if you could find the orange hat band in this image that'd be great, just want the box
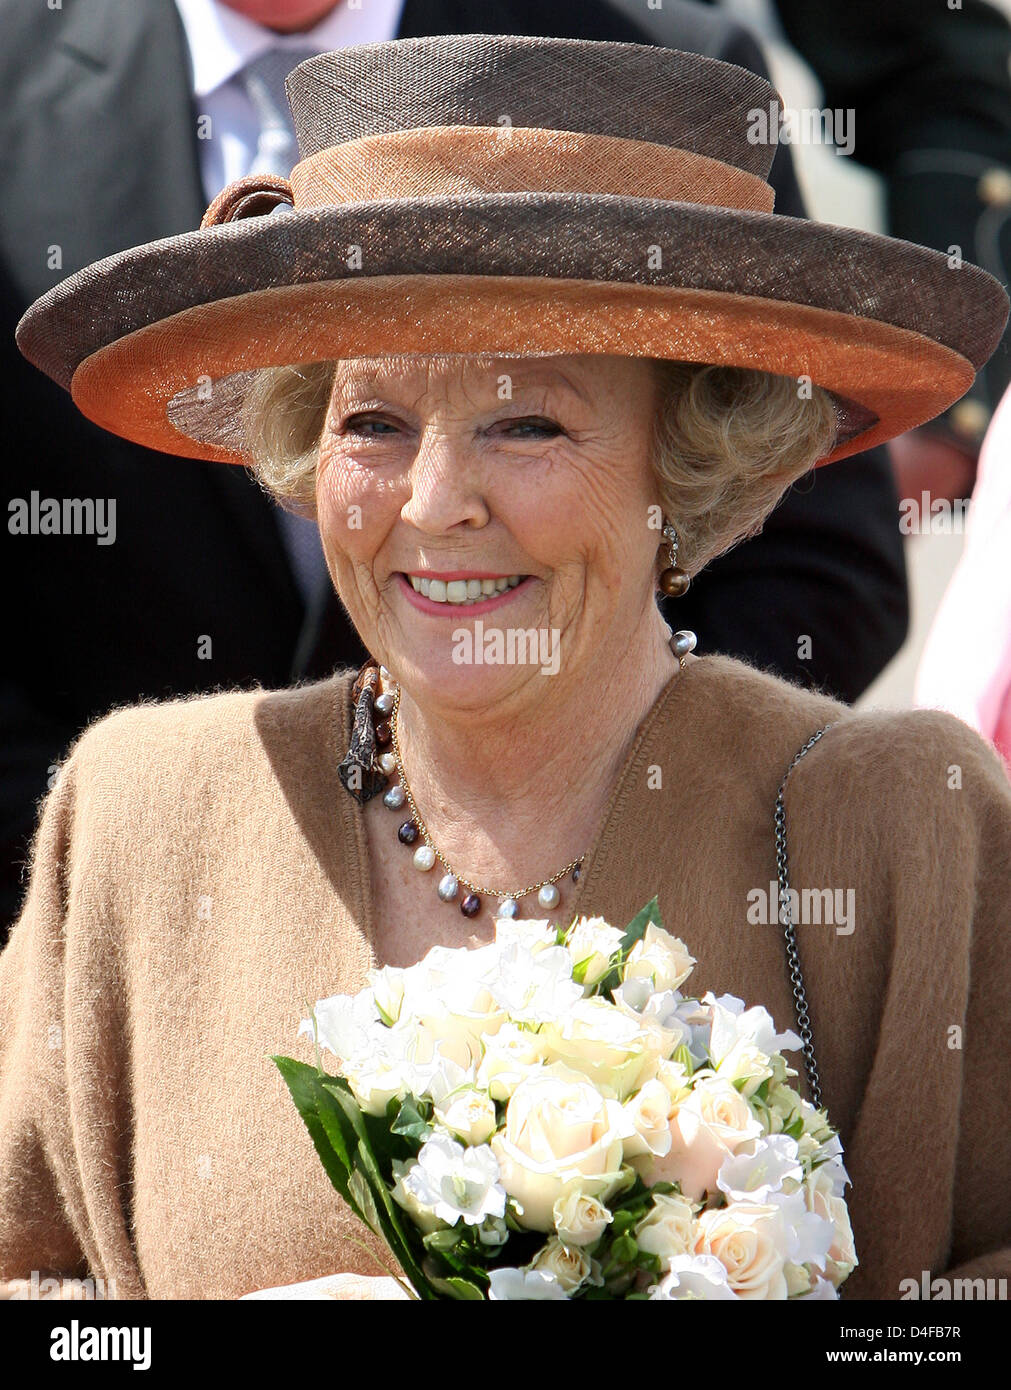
[287,125,776,212]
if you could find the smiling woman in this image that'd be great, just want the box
[3,33,1010,1306]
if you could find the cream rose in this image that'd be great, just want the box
[636,1076,763,1201]
[622,924,696,993]
[490,1066,630,1231]
[552,1189,613,1247]
[433,1086,499,1147]
[634,1193,696,1270]
[540,997,660,1100]
[804,1169,858,1286]
[622,1079,676,1159]
[476,1022,548,1102]
[528,1237,599,1293]
[693,1204,790,1300]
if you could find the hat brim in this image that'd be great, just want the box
[16,192,1008,466]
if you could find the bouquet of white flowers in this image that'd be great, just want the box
[274,899,856,1300]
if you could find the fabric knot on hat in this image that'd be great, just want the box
[200,174,295,229]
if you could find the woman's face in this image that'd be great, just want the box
[315,354,664,706]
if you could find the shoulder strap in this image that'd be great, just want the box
[774,723,835,1112]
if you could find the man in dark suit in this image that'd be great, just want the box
[0,0,909,939]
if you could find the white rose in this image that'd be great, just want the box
[804,1168,858,1286]
[476,1022,548,1102]
[693,1203,791,1300]
[634,1192,696,1269]
[528,1237,600,1293]
[622,1078,676,1159]
[540,996,660,1099]
[552,1189,613,1247]
[564,916,624,990]
[622,924,696,993]
[433,1086,499,1147]
[490,1066,630,1231]
[636,1076,763,1201]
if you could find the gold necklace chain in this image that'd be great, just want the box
[389,682,584,902]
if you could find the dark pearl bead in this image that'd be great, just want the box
[398,821,419,845]
[659,567,691,597]
[375,720,392,745]
[460,893,482,917]
[572,865,581,883]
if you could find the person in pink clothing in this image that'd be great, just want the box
[916,386,1011,776]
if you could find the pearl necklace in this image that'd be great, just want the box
[367,630,695,921]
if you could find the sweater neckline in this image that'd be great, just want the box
[334,654,702,952]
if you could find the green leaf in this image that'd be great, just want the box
[272,1056,364,1224]
[424,1273,486,1301]
[322,1081,437,1296]
[390,1094,434,1145]
[610,1232,638,1265]
[673,1044,695,1076]
[619,897,665,953]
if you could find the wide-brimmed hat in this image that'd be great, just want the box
[15,33,1009,468]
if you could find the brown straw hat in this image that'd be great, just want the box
[15,33,1009,468]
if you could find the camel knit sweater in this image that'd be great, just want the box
[1,654,1009,1301]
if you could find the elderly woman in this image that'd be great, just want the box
[2,35,1010,1303]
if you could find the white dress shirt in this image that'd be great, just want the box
[174,0,407,201]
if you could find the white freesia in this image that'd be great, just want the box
[797,1276,841,1300]
[622,1078,676,1158]
[552,1189,613,1247]
[433,1086,498,1147]
[564,916,624,990]
[634,1192,696,1269]
[301,987,379,1067]
[703,992,802,1067]
[393,1133,506,1228]
[623,924,696,993]
[540,996,660,1099]
[648,1254,739,1300]
[717,1135,804,1203]
[611,980,692,1054]
[486,941,583,1023]
[476,1021,548,1102]
[493,918,558,955]
[529,1236,601,1293]
[487,1268,569,1301]
[491,1065,631,1230]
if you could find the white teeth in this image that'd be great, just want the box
[406,573,526,603]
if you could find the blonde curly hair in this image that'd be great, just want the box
[241,356,837,576]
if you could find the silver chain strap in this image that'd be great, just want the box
[774,723,834,1112]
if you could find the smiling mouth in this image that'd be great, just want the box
[400,573,527,606]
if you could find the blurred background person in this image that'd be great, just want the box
[914,385,1011,776]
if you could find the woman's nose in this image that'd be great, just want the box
[400,427,490,533]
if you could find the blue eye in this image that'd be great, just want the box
[499,418,563,438]
[343,415,398,435]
